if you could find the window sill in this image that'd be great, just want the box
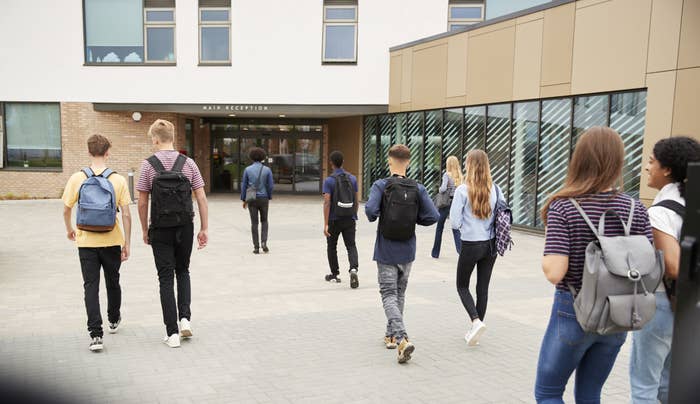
[322,61,357,66]
[83,63,177,67]
[1,167,63,173]
[198,62,232,66]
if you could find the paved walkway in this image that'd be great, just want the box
[0,196,631,403]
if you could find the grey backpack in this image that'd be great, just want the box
[568,198,664,335]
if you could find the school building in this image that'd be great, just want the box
[0,0,699,229]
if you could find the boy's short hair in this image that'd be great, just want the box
[249,147,266,162]
[329,150,344,168]
[388,144,410,161]
[87,134,112,157]
[148,119,175,143]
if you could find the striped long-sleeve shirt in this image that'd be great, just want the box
[543,192,653,292]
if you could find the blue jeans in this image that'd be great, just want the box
[431,206,461,258]
[630,292,673,404]
[535,290,627,404]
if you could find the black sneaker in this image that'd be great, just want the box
[325,274,341,283]
[108,318,121,334]
[262,243,269,253]
[253,248,260,254]
[89,337,103,352]
[349,269,359,289]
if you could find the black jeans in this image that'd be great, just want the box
[456,239,497,321]
[78,246,122,338]
[248,197,269,248]
[150,222,194,336]
[326,218,359,275]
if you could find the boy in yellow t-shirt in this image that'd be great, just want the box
[62,134,132,352]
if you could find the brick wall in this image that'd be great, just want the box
[0,102,185,198]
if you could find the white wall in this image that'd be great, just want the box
[0,0,448,105]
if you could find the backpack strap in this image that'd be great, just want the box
[598,198,634,236]
[82,167,95,178]
[147,155,166,173]
[256,163,264,187]
[171,154,187,173]
[100,168,114,178]
[652,200,685,217]
[569,198,600,237]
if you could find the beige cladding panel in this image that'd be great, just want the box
[672,67,700,138]
[513,19,544,100]
[540,83,571,98]
[640,71,677,200]
[411,44,448,110]
[389,54,402,112]
[678,0,700,69]
[446,34,468,98]
[466,26,516,105]
[401,49,413,104]
[571,0,652,94]
[646,0,683,73]
[540,2,575,86]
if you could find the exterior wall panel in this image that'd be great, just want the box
[466,27,516,104]
[540,2,575,87]
[512,19,544,100]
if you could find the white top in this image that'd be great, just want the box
[450,183,504,242]
[648,182,685,241]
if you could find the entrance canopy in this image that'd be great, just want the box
[93,103,387,118]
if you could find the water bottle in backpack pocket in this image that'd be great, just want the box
[567,198,664,335]
[76,168,118,232]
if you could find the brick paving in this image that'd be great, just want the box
[0,195,632,403]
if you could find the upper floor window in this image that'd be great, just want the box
[1,103,62,169]
[199,0,231,65]
[84,0,176,64]
[448,0,484,31]
[322,0,358,63]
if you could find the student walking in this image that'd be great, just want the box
[535,126,653,403]
[241,147,274,254]
[137,119,209,348]
[365,144,439,364]
[62,134,132,352]
[630,136,700,404]
[431,155,462,258]
[449,150,504,346]
[322,150,360,287]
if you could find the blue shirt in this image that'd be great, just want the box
[449,183,504,241]
[240,162,274,201]
[365,176,439,264]
[322,168,359,221]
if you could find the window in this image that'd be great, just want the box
[84,0,176,64]
[199,0,231,64]
[184,119,194,157]
[322,1,358,63]
[3,103,61,169]
[448,1,484,31]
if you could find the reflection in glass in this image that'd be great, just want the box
[407,112,424,182]
[362,116,378,198]
[5,103,62,168]
[536,98,572,227]
[464,106,486,161]
[424,111,443,195]
[509,102,539,227]
[146,27,175,61]
[610,91,647,199]
[294,139,321,193]
[394,113,407,146]
[324,25,356,60]
[378,115,395,179]
[486,104,511,200]
[85,0,143,63]
[573,94,608,149]
[212,137,239,191]
[201,26,230,61]
[443,108,462,169]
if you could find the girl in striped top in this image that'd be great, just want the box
[534,127,653,403]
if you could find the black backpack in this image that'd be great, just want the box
[331,172,356,217]
[652,199,685,310]
[379,176,419,241]
[147,154,194,228]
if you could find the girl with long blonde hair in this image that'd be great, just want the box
[430,156,463,258]
[449,150,504,346]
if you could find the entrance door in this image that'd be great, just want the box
[212,136,239,192]
[240,137,294,192]
[294,138,322,193]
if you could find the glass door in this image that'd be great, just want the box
[211,136,239,192]
[294,138,321,193]
[240,136,294,192]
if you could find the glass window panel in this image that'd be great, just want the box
[393,113,408,146]
[407,112,424,182]
[362,116,378,198]
[295,125,323,132]
[486,104,511,201]
[509,102,539,227]
[573,94,608,149]
[610,91,647,199]
[200,9,230,22]
[294,138,322,193]
[464,106,486,161]
[5,103,62,168]
[325,7,356,20]
[85,0,144,63]
[450,6,482,19]
[201,26,230,61]
[536,98,572,227]
[378,115,396,179]
[424,111,443,195]
[324,25,356,60]
[146,27,175,61]
[146,10,174,22]
[184,120,194,157]
[443,108,462,168]
[449,24,473,31]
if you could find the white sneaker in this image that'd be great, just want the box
[179,318,192,338]
[465,320,486,346]
[163,333,181,348]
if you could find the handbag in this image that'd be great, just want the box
[245,164,265,202]
[433,190,452,209]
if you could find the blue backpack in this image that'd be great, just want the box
[76,168,117,232]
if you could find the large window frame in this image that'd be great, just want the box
[198,7,232,65]
[448,3,484,31]
[144,7,176,63]
[322,4,359,63]
[1,102,62,171]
